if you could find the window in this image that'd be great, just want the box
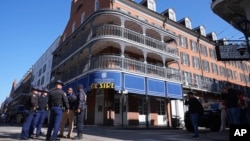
[200,44,207,56]
[233,71,238,80]
[157,100,165,115]
[179,35,188,48]
[43,64,46,73]
[72,22,76,33]
[95,0,99,11]
[169,9,176,21]
[148,0,156,11]
[81,12,85,24]
[190,40,198,52]
[202,60,210,72]
[182,71,192,83]
[211,63,218,74]
[200,26,206,36]
[185,18,192,29]
[211,32,217,41]
[192,56,200,69]
[193,74,202,86]
[219,66,226,77]
[209,48,216,59]
[180,52,190,66]
[226,69,233,80]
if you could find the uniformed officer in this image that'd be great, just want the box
[29,87,42,138]
[72,84,87,140]
[20,86,39,140]
[35,88,49,137]
[46,80,69,141]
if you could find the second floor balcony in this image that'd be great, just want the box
[58,55,181,84]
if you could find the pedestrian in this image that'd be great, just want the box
[58,87,76,139]
[238,91,247,125]
[20,86,39,140]
[219,87,227,132]
[184,91,203,139]
[225,82,240,125]
[46,80,69,141]
[72,84,87,140]
[35,88,49,137]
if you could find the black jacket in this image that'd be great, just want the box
[185,97,204,115]
[48,88,69,110]
[74,89,87,110]
[24,92,38,110]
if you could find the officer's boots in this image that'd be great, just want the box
[72,133,83,140]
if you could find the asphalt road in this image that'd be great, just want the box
[0,124,229,141]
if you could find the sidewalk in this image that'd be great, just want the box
[0,124,229,141]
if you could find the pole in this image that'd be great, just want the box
[145,77,149,128]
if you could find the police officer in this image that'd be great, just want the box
[46,80,69,141]
[20,86,39,140]
[35,88,49,137]
[29,87,42,138]
[72,84,87,140]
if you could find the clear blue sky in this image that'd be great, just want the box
[0,0,243,104]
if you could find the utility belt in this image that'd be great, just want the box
[51,103,63,107]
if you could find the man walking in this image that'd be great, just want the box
[72,84,87,140]
[58,87,76,139]
[46,80,69,141]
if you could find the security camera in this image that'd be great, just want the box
[237,45,246,55]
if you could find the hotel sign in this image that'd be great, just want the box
[216,44,250,61]
[91,82,114,89]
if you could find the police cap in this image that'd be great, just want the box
[55,80,64,86]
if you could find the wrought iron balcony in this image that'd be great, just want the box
[60,55,181,83]
[53,24,178,68]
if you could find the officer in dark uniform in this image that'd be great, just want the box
[20,86,39,140]
[35,88,49,137]
[72,84,87,140]
[46,80,69,141]
[29,87,42,138]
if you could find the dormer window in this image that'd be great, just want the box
[200,26,206,36]
[185,18,192,29]
[148,0,156,11]
[212,32,217,41]
[169,9,176,21]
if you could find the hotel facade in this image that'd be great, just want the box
[50,0,250,126]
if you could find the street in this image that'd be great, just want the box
[0,124,229,141]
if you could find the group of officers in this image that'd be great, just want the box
[20,80,87,141]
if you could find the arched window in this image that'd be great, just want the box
[72,22,76,33]
[81,12,85,24]
[95,0,99,11]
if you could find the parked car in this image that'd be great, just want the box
[184,102,221,132]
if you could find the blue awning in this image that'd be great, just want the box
[166,82,183,99]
